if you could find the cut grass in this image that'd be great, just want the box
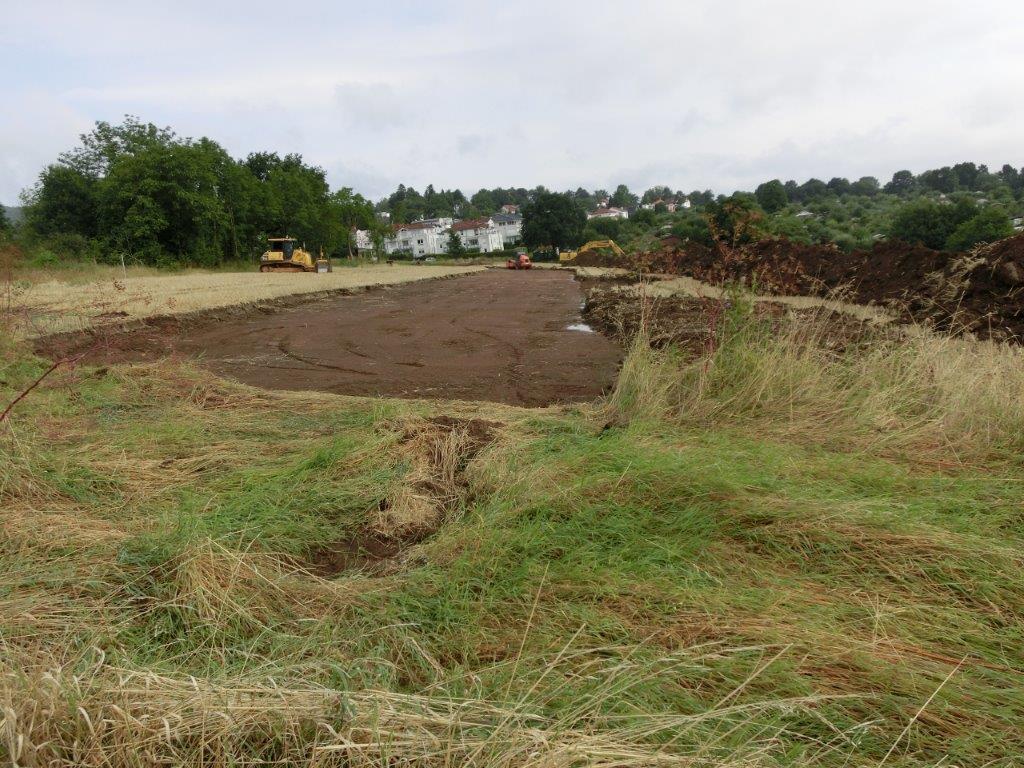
[2,295,1024,765]
[3,263,485,337]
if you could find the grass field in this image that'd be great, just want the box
[2,274,1023,766]
[3,263,484,337]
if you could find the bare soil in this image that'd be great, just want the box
[576,231,1024,341]
[41,270,622,407]
[584,288,895,356]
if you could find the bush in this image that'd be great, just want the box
[945,207,1014,251]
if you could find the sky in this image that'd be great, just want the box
[2,0,1023,205]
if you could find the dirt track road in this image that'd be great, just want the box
[67,270,622,406]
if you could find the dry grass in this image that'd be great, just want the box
[607,296,1024,462]
[0,645,846,768]
[4,265,484,338]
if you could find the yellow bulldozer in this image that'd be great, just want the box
[259,237,333,273]
[558,239,625,263]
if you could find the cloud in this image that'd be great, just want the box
[456,134,484,155]
[1,0,1023,204]
[334,83,412,132]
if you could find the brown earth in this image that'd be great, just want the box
[39,270,622,407]
[579,231,1024,341]
[584,288,887,356]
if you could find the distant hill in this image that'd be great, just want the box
[2,205,24,225]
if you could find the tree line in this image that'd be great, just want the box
[16,116,380,266]
[7,115,1022,263]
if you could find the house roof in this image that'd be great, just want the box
[491,212,522,223]
[395,220,440,232]
[452,218,492,232]
[589,207,625,216]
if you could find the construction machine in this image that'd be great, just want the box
[506,251,532,270]
[259,237,333,273]
[558,239,625,263]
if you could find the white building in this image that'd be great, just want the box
[491,212,523,246]
[452,218,504,253]
[384,219,451,257]
[354,229,373,254]
[587,207,629,220]
[500,204,519,215]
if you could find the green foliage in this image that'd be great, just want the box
[445,228,466,257]
[0,205,9,233]
[21,117,376,267]
[521,192,586,249]
[609,183,637,208]
[945,206,1014,251]
[889,198,978,250]
[588,217,622,239]
[629,208,656,227]
[754,179,788,213]
[705,194,766,244]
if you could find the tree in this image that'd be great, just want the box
[827,177,852,195]
[0,205,9,234]
[705,194,766,245]
[60,115,176,177]
[884,170,917,195]
[945,207,1013,251]
[609,184,637,208]
[754,179,788,213]
[521,192,586,250]
[25,164,99,237]
[446,228,466,258]
[952,162,980,190]
[589,217,622,238]
[851,176,880,196]
[630,208,656,227]
[798,178,829,201]
[888,198,977,250]
[641,185,673,204]
[919,166,957,193]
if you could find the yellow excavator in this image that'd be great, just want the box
[259,237,333,273]
[558,239,625,263]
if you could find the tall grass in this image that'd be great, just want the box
[607,295,1024,461]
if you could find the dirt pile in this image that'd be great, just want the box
[584,289,885,356]
[571,246,629,268]
[618,232,1024,341]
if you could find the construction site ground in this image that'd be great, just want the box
[41,269,622,407]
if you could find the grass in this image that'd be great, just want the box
[2,282,1024,765]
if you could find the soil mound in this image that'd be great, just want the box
[622,232,1024,341]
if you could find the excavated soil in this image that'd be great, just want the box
[576,232,1024,341]
[39,270,622,407]
[584,288,895,356]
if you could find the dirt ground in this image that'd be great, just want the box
[573,231,1024,341]
[50,270,622,407]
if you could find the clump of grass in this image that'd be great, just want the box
[607,292,1024,461]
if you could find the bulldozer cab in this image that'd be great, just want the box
[268,238,296,259]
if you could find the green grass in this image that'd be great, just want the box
[2,319,1024,765]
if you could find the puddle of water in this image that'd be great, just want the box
[566,322,595,333]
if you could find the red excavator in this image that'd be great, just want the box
[506,250,532,270]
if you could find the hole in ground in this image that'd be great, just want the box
[306,415,500,577]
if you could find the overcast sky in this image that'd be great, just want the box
[2,0,1023,204]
